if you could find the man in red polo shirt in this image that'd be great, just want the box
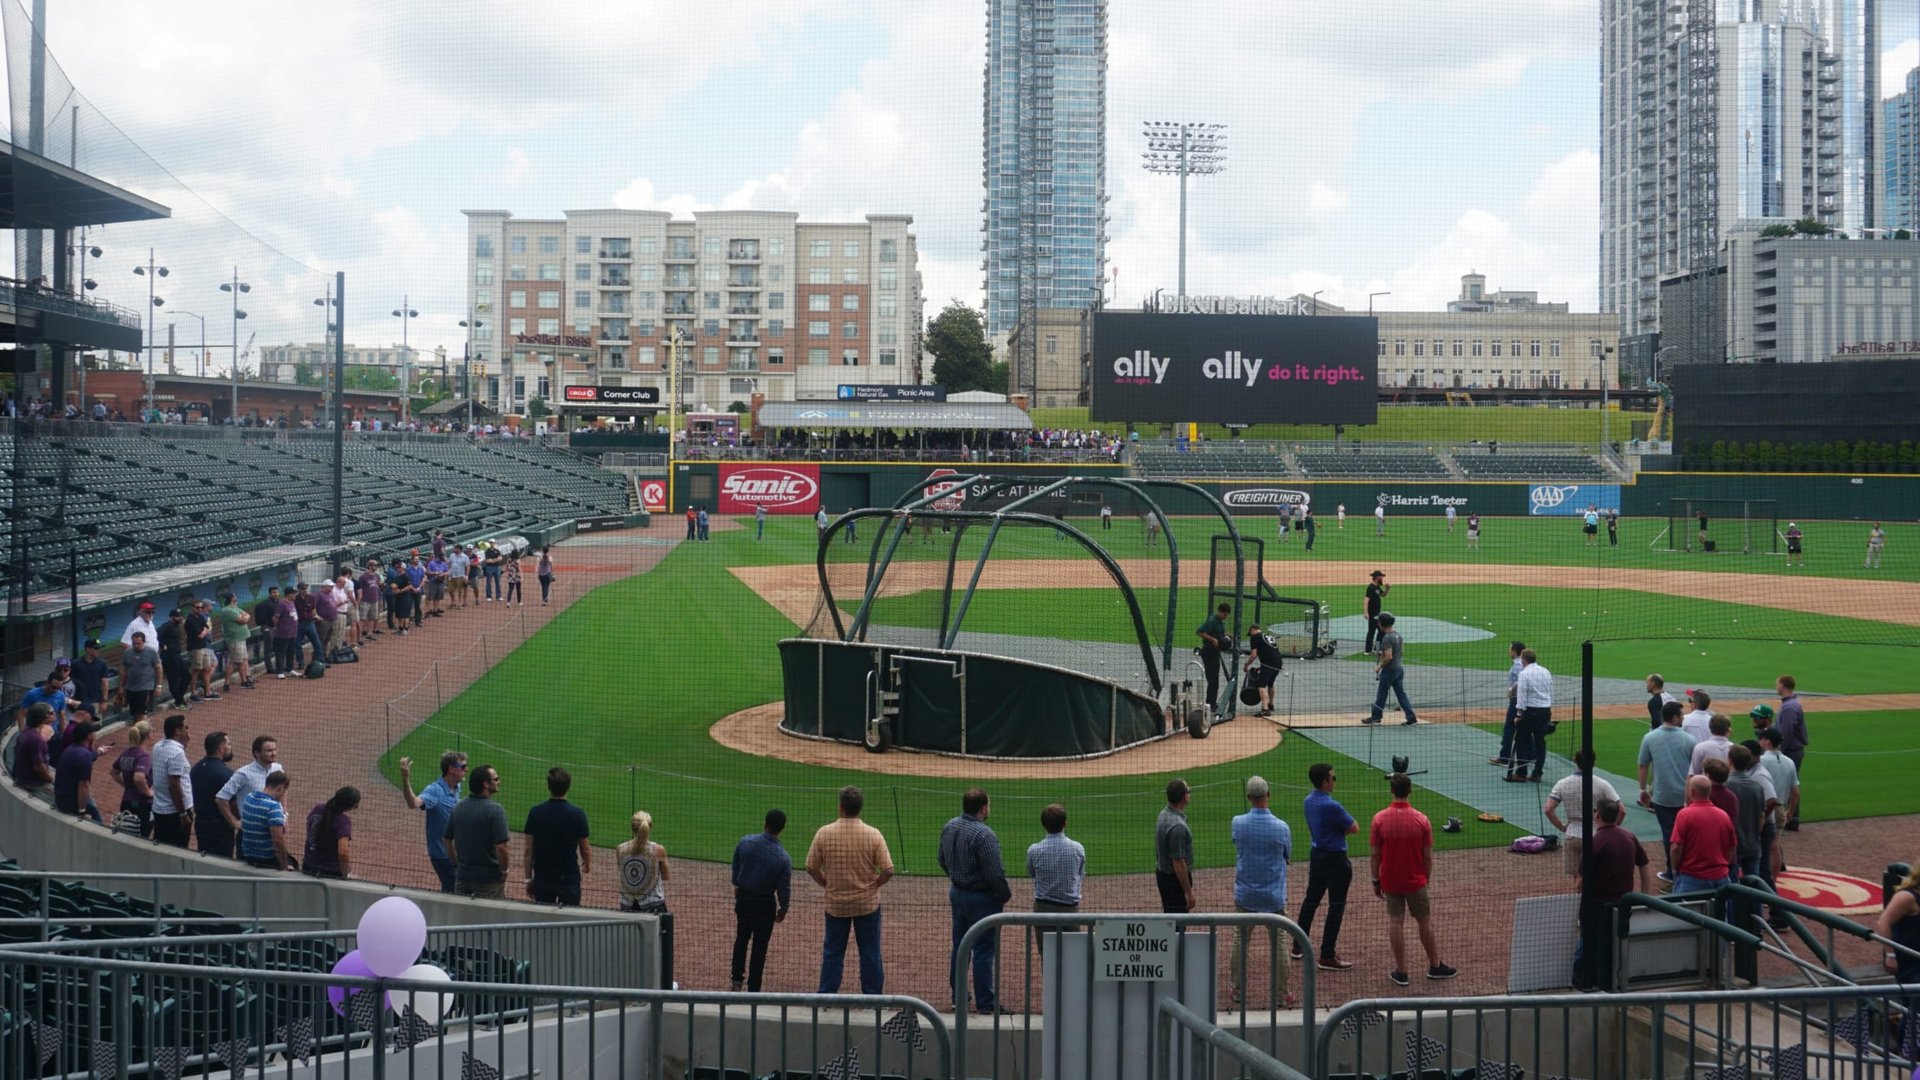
[1369,773,1458,986]
[1669,775,1735,894]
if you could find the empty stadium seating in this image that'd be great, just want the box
[1293,448,1451,479]
[1453,448,1611,481]
[2,432,631,598]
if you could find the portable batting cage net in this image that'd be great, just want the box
[780,475,1250,759]
[1667,498,1780,555]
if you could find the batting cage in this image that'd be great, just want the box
[1664,497,1781,555]
[779,475,1254,758]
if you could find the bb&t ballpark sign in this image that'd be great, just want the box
[1143,294,1317,316]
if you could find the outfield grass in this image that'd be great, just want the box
[852,583,1918,694]
[1027,404,1621,444]
[813,510,1917,583]
[1480,711,1919,824]
[383,526,1515,874]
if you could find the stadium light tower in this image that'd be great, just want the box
[1141,121,1227,297]
[132,251,168,415]
[392,299,419,426]
[220,270,250,423]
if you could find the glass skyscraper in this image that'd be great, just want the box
[983,0,1108,386]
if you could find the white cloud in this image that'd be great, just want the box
[1308,184,1349,215]
[503,148,530,186]
[1886,39,1919,98]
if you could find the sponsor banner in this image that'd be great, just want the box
[919,468,1070,513]
[837,384,946,402]
[1528,483,1622,517]
[1373,489,1474,514]
[640,480,668,514]
[719,464,821,515]
[1216,485,1312,510]
[1090,311,1378,425]
[563,384,661,406]
[572,515,627,533]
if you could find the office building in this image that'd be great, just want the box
[461,210,922,417]
[260,342,426,385]
[1600,0,1882,335]
[983,0,1109,393]
[1368,276,1620,390]
[1727,233,1920,362]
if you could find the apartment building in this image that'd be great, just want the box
[461,210,923,418]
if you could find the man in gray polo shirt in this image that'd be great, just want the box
[1155,779,1195,913]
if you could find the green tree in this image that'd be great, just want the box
[526,396,550,419]
[1791,218,1831,236]
[1754,440,1774,470]
[727,400,750,414]
[294,364,323,387]
[986,361,1010,395]
[1710,440,1728,465]
[1899,440,1915,470]
[925,301,994,393]
[1759,223,1795,238]
[342,365,399,391]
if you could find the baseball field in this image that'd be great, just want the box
[382,509,1920,878]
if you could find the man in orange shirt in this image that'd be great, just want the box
[806,785,895,994]
[1369,773,1457,987]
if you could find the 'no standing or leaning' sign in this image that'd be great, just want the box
[1092,920,1176,981]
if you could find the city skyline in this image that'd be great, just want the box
[12,0,1920,364]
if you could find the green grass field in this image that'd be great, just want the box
[1026,404,1621,445]
[1481,711,1914,825]
[385,515,1919,874]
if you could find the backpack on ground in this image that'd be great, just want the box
[304,659,327,679]
[329,646,360,665]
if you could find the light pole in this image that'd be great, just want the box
[392,298,419,426]
[314,290,339,427]
[1368,291,1391,316]
[1311,289,1325,316]
[172,311,209,376]
[459,312,486,431]
[132,250,167,415]
[1141,121,1227,297]
[219,270,250,423]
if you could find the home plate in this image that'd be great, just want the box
[1772,868,1884,916]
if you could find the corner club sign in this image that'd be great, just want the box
[1091,311,1378,425]
[717,464,820,515]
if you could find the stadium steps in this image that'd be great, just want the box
[1436,449,1468,480]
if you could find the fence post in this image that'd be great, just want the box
[435,664,443,711]
[110,968,133,1080]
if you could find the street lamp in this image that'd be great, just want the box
[220,271,250,423]
[1368,291,1391,316]
[459,313,486,430]
[1312,289,1325,316]
[392,298,419,426]
[315,291,339,427]
[132,251,167,415]
[1141,121,1227,297]
[173,311,208,376]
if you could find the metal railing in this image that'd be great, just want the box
[1157,996,1311,1080]
[1317,984,1918,1080]
[675,444,1128,464]
[0,869,333,940]
[5,918,650,995]
[953,910,1316,1080]
[0,944,953,1080]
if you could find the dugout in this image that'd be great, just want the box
[778,475,1257,759]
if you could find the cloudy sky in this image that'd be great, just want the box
[10,0,1919,363]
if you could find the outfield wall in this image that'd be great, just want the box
[670,461,1920,521]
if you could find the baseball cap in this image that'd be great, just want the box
[84,638,101,649]
[1370,570,1385,579]
[54,657,71,668]
[1245,776,1270,799]
[1749,703,1776,722]
[138,601,155,611]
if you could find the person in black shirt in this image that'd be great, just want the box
[67,640,112,717]
[1244,623,1285,717]
[522,767,592,905]
[1195,603,1232,713]
[252,589,281,674]
[156,608,193,710]
[191,731,237,857]
[1363,571,1390,654]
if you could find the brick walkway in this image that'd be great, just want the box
[81,531,1906,1008]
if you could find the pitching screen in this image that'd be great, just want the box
[1090,312,1379,424]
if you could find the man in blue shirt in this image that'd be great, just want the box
[939,788,1011,1014]
[1637,700,1699,882]
[1232,776,1294,1005]
[1295,763,1358,970]
[730,808,793,992]
[19,670,72,731]
[400,751,467,892]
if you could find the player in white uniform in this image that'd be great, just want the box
[1866,522,1886,568]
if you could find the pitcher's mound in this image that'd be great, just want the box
[711,703,1284,779]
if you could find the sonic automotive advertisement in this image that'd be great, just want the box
[1091,312,1379,425]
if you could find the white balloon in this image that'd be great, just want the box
[392,963,455,1027]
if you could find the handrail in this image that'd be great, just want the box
[0,918,638,954]
[1623,890,1763,946]
[1155,996,1311,1080]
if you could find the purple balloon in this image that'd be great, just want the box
[327,949,377,1016]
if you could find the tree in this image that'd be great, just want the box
[925,301,994,392]
[727,400,750,413]
[1791,218,1831,236]
[986,361,1010,395]
[526,396,550,419]
[1759,223,1795,239]
[342,365,399,391]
